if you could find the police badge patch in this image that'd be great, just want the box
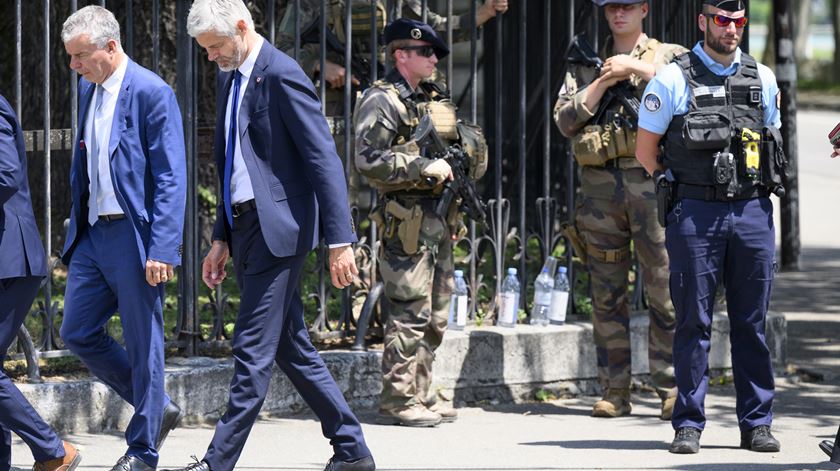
[644,93,661,113]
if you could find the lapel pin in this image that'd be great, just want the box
[79,139,86,151]
[256,76,263,84]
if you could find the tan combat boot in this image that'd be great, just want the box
[592,388,632,418]
[660,388,677,421]
[378,403,442,427]
[427,401,458,423]
[33,441,82,471]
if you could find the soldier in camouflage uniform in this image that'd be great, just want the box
[353,18,487,427]
[277,0,506,210]
[554,0,687,420]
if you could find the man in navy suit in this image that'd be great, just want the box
[59,6,187,471]
[0,96,83,471]
[164,1,374,471]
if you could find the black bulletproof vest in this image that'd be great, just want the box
[663,51,765,186]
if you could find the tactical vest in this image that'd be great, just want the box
[663,52,765,190]
[571,38,662,169]
[365,78,487,191]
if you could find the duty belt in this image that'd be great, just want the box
[675,183,770,202]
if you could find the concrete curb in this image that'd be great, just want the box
[18,310,786,434]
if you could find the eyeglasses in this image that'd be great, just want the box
[398,45,436,58]
[705,13,748,28]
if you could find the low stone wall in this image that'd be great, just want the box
[18,311,786,433]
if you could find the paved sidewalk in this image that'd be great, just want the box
[11,111,840,471]
[10,376,840,470]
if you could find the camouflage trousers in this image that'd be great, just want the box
[378,204,454,409]
[575,165,676,394]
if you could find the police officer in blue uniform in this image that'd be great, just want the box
[635,0,786,455]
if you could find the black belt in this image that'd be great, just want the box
[675,183,770,202]
[98,214,126,222]
[231,199,257,217]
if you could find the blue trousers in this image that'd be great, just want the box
[60,219,167,467]
[665,197,776,433]
[0,276,65,469]
[203,211,370,471]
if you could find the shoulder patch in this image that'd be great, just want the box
[644,93,662,113]
[776,90,782,109]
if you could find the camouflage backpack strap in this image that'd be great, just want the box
[365,79,418,145]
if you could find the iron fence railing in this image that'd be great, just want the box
[1,0,732,379]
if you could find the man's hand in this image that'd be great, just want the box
[602,55,654,82]
[832,146,840,158]
[421,159,454,183]
[476,0,509,26]
[202,241,229,290]
[316,60,360,89]
[146,259,175,287]
[329,245,358,289]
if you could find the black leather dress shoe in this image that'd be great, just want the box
[157,401,184,449]
[323,455,375,471]
[819,440,840,464]
[740,425,780,452]
[669,427,701,454]
[161,458,210,471]
[109,455,154,471]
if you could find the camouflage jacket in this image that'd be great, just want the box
[353,68,446,192]
[277,0,473,80]
[554,35,687,138]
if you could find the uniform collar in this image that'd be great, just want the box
[385,68,429,101]
[692,41,743,76]
[237,35,264,79]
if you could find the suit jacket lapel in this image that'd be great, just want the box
[74,81,95,184]
[215,70,234,172]
[238,42,272,137]
[108,59,134,160]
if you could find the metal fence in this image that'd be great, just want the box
[1,0,733,380]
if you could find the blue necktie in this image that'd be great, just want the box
[223,70,242,227]
[88,85,105,227]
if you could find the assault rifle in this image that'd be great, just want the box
[300,15,381,91]
[567,34,641,126]
[413,115,487,224]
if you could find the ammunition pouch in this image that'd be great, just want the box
[332,0,387,40]
[560,222,588,265]
[572,123,638,167]
[416,101,459,141]
[456,121,488,180]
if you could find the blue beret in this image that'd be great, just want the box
[590,0,646,6]
[383,18,449,59]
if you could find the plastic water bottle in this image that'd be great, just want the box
[498,268,520,328]
[448,270,469,331]
[549,266,570,325]
[530,257,556,326]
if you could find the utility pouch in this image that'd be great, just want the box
[572,125,610,167]
[386,200,423,255]
[560,222,588,265]
[760,126,788,197]
[682,111,731,150]
[457,121,488,179]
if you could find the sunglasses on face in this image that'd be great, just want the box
[399,45,436,58]
[705,13,748,28]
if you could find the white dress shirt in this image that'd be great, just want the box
[85,55,128,220]
[224,36,261,205]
